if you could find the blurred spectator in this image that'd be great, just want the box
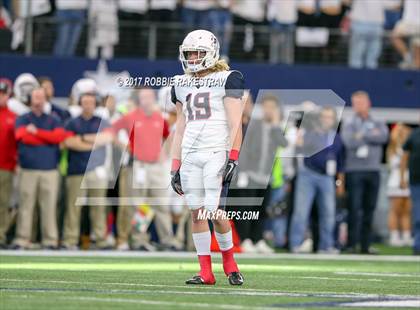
[401,121,420,255]
[235,94,288,253]
[103,95,121,122]
[387,123,412,247]
[265,103,297,249]
[341,91,389,254]
[107,93,142,251]
[148,0,179,58]
[158,86,190,249]
[105,96,138,251]
[319,0,344,62]
[103,94,130,182]
[265,148,290,249]
[8,73,39,115]
[320,0,343,27]
[391,0,420,69]
[296,0,343,64]
[37,75,72,244]
[53,0,87,57]
[289,106,344,254]
[0,4,12,52]
[12,88,68,249]
[267,0,297,64]
[10,0,51,50]
[181,0,215,30]
[110,120,131,251]
[297,0,321,27]
[119,0,148,17]
[38,76,71,122]
[102,94,129,193]
[0,4,11,29]
[209,0,232,60]
[0,78,16,248]
[348,0,389,69]
[10,75,43,244]
[12,0,51,18]
[109,88,179,251]
[62,93,113,250]
[384,0,402,31]
[87,0,119,60]
[118,0,148,56]
[232,0,267,59]
[149,0,177,21]
[114,153,130,251]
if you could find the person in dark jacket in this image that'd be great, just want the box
[341,91,388,254]
[12,88,69,249]
[290,106,345,254]
[234,94,288,253]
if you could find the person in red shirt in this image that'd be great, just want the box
[108,87,179,251]
[111,89,170,163]
[0,78,16,248]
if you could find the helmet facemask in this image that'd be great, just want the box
[180,47,217,74]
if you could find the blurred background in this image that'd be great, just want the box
[0,0,419,255]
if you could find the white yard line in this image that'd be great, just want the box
[1,250,419,262]
[7,292,420,309]
[1,278,419,300]
[2,293,274,310]
[342,300,420,308]
[335,271,420,278]
[285,275,419,284]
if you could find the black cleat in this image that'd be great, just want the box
[185,275,215,285]
[228,272,244,285]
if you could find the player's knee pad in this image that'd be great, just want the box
[185,193,204,211]
[204,189,221,213]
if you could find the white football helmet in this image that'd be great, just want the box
[179,29,220,73]
[13,73,39,105]
[71,78,97,103]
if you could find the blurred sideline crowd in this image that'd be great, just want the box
[0,0,419,69]
[0,73,419,255]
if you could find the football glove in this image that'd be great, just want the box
[171,170,184,196]
[222,159,238,184]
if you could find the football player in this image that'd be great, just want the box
[170,30,244,285]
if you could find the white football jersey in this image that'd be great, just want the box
[171,70,244,152]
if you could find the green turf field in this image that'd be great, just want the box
[1,252,419,309]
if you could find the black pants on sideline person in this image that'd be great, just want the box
[345,171,380,253]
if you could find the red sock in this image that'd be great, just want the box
[198,255,215,283]
[221,247,239,276]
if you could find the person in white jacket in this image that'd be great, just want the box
[87,0,119,60]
